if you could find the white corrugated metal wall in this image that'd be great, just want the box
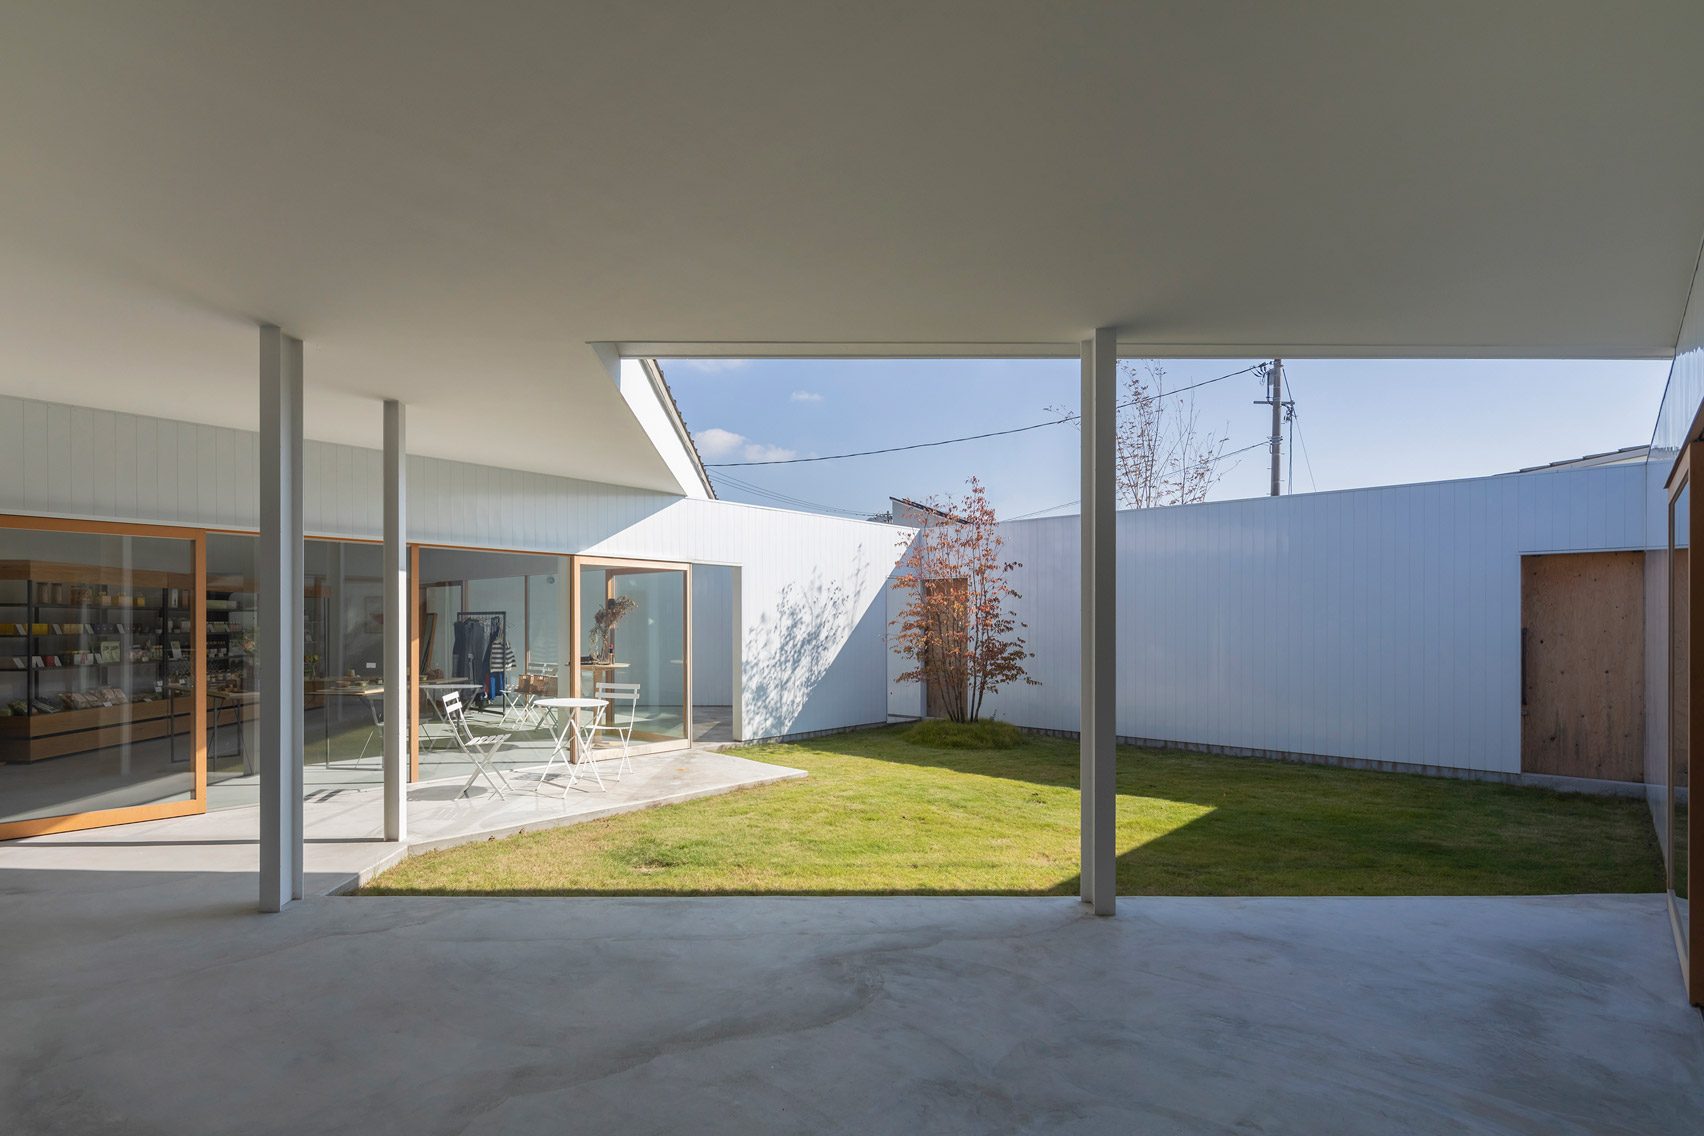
[983,464,1645,774]
[0,394,904,741]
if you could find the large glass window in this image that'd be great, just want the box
[577,560,689,747]
[416,548,568,784]
[304,541,386,777]
[0,524,200,831]
[205,534,396,810]
[205,533,259,807]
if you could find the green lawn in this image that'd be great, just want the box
[363,727,1664,897]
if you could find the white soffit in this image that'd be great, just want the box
[0,2,1702,488]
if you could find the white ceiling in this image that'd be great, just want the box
[1,2,1702,488]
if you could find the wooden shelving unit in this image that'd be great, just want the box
[203,573,259,768]
[0,560,196,764]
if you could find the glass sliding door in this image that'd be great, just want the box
[303,540,387,779]
[415,547,568,787]
[0,517,205,837]
[203,534,398,810]
[574,558,690,751]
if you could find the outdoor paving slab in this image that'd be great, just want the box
[0,748,805,894]
[0,883,1699,1135]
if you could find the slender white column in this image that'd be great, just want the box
[382,399,408,841]
[729,567,744,741]
[259,326,305,912]
[1080,327,1117,915]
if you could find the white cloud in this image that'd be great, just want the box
[695,427,747,459]
[694,427,799,464]
[790,389,823,403]
[673,358,750,373]
[741,442,798,462]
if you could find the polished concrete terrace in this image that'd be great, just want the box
[0,749,1700,1134]
[0,746,805,893]
[0,877,1699,1135]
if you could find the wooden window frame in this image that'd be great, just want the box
[1,523,706,833]
[571,555,693,754]
[1665,442,1703,1004]
[0,514,207,840]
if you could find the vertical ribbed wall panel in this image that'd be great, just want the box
[987,463,1645,773]
[0,394,903,740]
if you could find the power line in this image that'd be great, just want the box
[710,471,880,518]
[1006,497,1081,520]
[706,416,1073,468]
[715,481,874,518]
[702,363,1264,468]
[1293,418,1319,492]
[1218,438,1272,462]
[1280,369,1319,493]
[1001,435,1273,521]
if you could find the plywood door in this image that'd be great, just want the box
[1521,551,1644,781]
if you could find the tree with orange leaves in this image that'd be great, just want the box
[891,478,1037,723]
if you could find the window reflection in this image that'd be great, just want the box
[416,548,567,787]
[0,527,196,826]
[1672,482,1690,936]
[578,563,688,745]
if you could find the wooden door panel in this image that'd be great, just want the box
[1520,551,1644,780]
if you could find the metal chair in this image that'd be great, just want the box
[583,681,640,781]
[442,690,513,799]
[498,663,554,729]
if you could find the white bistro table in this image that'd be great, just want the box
[534,696,609,794]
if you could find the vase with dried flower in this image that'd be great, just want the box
[589,594,637,663]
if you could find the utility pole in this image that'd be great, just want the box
[1257,358,1289,496]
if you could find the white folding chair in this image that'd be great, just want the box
[583,682,640,781]
[443,691,513,799]
[498,686,533,729]
[498,663,553,729]
[537,701,605,794]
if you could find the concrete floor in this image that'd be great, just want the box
[198,704,736,811]
[0,875,1700,1133]
[0,746,806,891]
[1,742,1699,1134]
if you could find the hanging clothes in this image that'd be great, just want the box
[451,617,472,680]
[486,632,516,701]
[468,618,490,690]
[453,613,507,705]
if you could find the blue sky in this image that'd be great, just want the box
[662,357,1673,519]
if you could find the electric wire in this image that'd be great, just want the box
[1006,497,1082,520]
[1277,369,1319,493]
[710,471,881,518]
[996,435,1275,521]
[702,363,1264,467]
[1293,418,1319,492]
